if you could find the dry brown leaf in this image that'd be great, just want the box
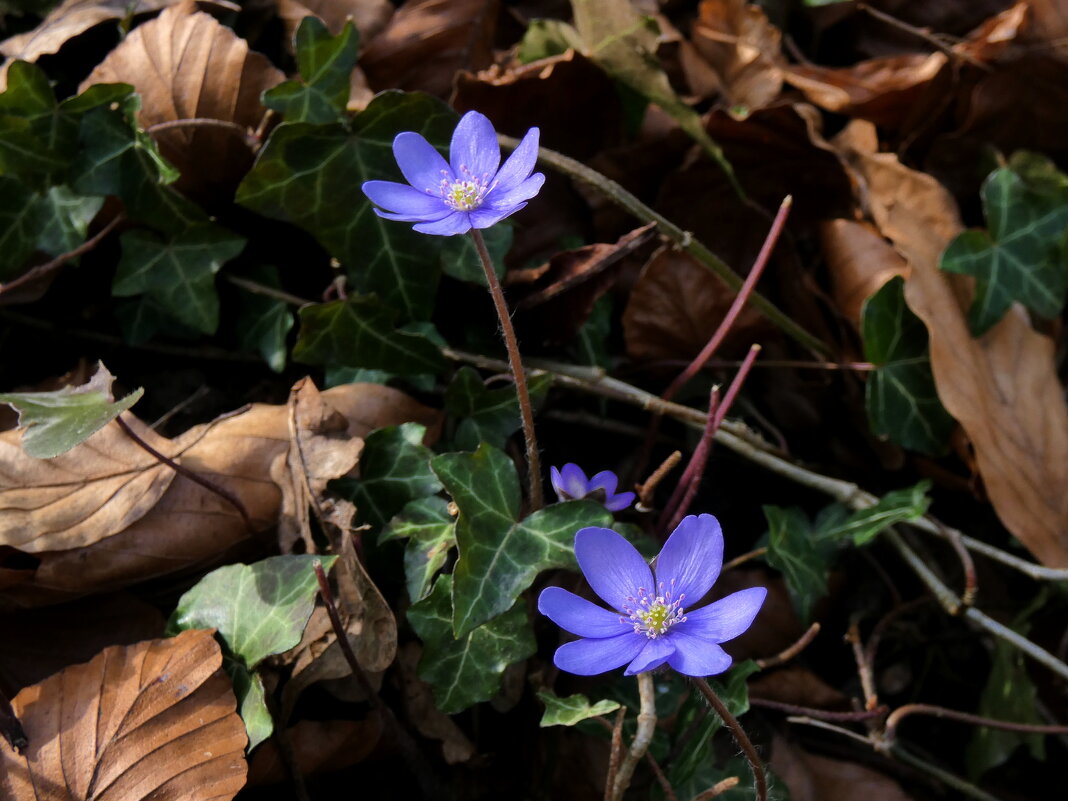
[820,218,908,324]
[748,665,850,711]
[79,0,283,201]
[0,629,247,801]
[771,733,915,801]
[837,120,1068,568]
[247,716,384,785]
[0,383,440,606]
[690,0,784,112]
[396,642,475,764]
[0,0,192,62]
[277,0,393,41]
[622,244,767,363]
[360,0,498,98]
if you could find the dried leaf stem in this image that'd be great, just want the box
[690,677,766,801]
[498,134,830,357]
[114,413,254,532]
[439,347,1068,681]
[609,672,657,801]
[755,622,820,669]
[470,228,543,511]
[749,697,888,722]
[881,703,1068,750]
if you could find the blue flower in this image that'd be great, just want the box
[551,463,635,512]
[538,515,766,676]
[361,110,544,236]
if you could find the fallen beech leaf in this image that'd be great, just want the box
[247,716,384,785]
[820,218,907,324]
[0,382,440,606]
[0,629,247,801]
[623,244,766,363]
[771,733,915,801]
[748,665,850,711]
[0,0,194,63]
[277,0,393,42]
[360,0,498,97]
[837,120,1068,567]
[396,641,475,764]
[690,0,784,111]
[80,0,284,200]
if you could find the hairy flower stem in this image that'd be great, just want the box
[691,677,767,801]
[470,228,542,510]
[609,672,656,801]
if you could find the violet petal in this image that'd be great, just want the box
[553,632,645,676]
[494,126,540,190]
[654,514,724,606]
[413,211,472,236]
[665,634,732,677]
[624,637,676,675]
[678,587,767,643]
[575,527,653,612]
[450,111,500,181]
[362,180,445,216]
[537,587,630,638]
[393,132,452,194]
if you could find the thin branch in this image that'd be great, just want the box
[722,546,768,572]
[225,274,311,307]
[499,135,830,356]
[753,697,888,722]
[637,450,683,509]
[605,706,626,801]
[888,745,1004,801]
[856,3,992,71]
[115,413,254,532]
[692,776,740,801]
[846,619,879,711]
[660,387,720,536]
[0,214,124,299]
[145,116,258,147]
[756,622,820,669]
[691,678,766,801]
[882,703,1068,751]
[785,716,875,746]
[610,672,657,801]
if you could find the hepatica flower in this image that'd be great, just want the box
[361,110,544,236]
[551,463,635,512]
[539,514,766,676]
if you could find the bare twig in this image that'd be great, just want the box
[751,697,888,723]
[660,387,720,536]
[692,776,740,801]
[846,619,879,711]
[637,450,683,509]
[691,678,766,801]
[756,622,820,669]
[881,703,1068,751]
[610,672,657,801]
[145,116,258,147]
[856,3,992,71]
[889,745,1004,801]
[225,274,311,307]
[605,706,626,801]
[115,413,254,532]
[0,214,124,299]
[722,546,769,572]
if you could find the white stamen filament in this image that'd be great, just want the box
[439,165,495,211]
[620,580,686,639]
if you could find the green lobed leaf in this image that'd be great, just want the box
[537,689,620,727]
[763,506,829,624]
[407,574,536,714]
[381,496,456,602]
[263,17,359,124]
[862,276,955,455]
[167,554,338,669]
[570,293,613,368]
[940,167,1068,334]
[0,177,48,279]
[341,422,442,531]
[817,481,931,546]
[35,185,104,257]
[292,294,448,375]
[227,660,273,751]
[112,223,246,334]
[237,92,460,321]
[0,61,73,182]
[445,367,553,450]
[0,362,143,458]
[432,443,613,637]
[234,266,294,372]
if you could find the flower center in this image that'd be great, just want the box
[621,582,686,639]
[440,166,494,212]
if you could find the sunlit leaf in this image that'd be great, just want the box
[819,481,931,546]
[0,362,143,458]
[234,266,294,372]
[381,496,456,602]
[432,443,613,637]
[537,689,620,727]
[264,17,359,124]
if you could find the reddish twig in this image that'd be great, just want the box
[115,413,254,533]
[636,450,682,509]
[722,546,768,572]
[756,622,821,669]
[692,777,740,800]
[691,678,767,801]
[750,697,889,722]
[604,706,626,801]
[881,703,1068,751]
[0,214,124,299]
[846,618,879,711]
[659,387,719,536]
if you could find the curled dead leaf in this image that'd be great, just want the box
[0,629,247,801]
[771,733,916,801]
[80,0,284,201]
[0,382,440,606]
[277,0,393,42]
[820,218,908,324]
[837,120,1068,567]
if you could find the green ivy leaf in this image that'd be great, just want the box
[167,554,336,750]
[112,223,246,334]
[0,362,143,458]
[234,266,294,372]
[445,367,553,450]
[763,506,829,623]
[237,92,459,320]
[941,167,1068,334]
[408,574,536,714]
[381,496,457,602]
[517,18,584,64]
[263,18,359,124]
[35,185,104,256]
[432,443,613,637]
[292,295,448,375]
[537,689,620,727]
[340,423,441,531]
[0,60,73,181]
[0,177,48,279]
[167,554,337,668]
[862,276,955,455]
[820,481,931,546]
